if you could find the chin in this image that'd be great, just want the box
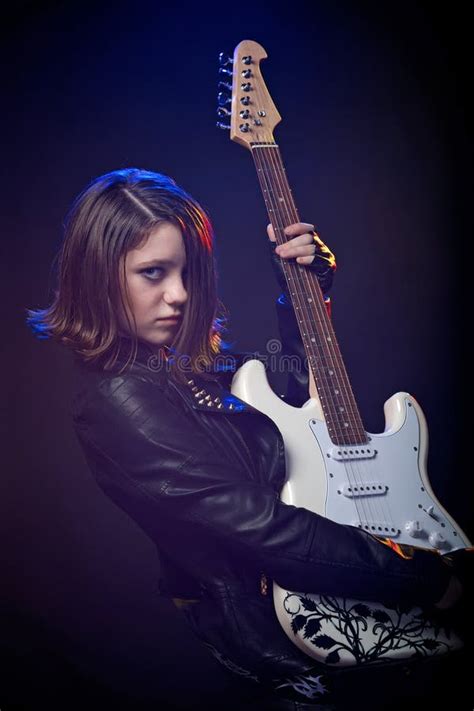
[137,323,179,349]
[141,333,174,348]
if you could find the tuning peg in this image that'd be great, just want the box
[219,52,233,66]
[218,81,232,91]
[217,107,230,118]
[219,67,232,77]
[216,121,231,130]
[217,92,231,106]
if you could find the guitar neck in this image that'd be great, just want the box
[252,143,368,446]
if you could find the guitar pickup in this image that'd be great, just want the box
[328,446,376,461]
[340,483,388,498]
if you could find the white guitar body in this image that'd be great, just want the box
[231,359,469,666]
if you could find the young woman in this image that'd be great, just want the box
[27,168,465,709]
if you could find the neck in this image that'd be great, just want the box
[252,143,368,445]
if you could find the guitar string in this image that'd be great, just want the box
[250,146,344,433]
[251,145,342,430]
[246,63,395,534]
[258,141,396,537]
[251,139,372,530]
[257,142,395,539]
[245,60,392,534]
[249,132,363,461]
[250,136,352,438]
[261,147,365,442]
[253,145,374,531]
[265,143,397,537]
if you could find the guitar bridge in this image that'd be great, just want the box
[353,521,400,536]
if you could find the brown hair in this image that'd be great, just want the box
[26,168,227,384]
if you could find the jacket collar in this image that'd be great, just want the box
[110,338,257,416]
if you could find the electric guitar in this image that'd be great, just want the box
[216,39,471,667]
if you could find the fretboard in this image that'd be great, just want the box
[252,142,367,446]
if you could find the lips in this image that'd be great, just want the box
[157,316,181,322]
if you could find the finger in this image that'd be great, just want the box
[283,222,314,238]
[296,255,316,265]
[277,242,316,260]
[268,222,315,244]
[279,232,314,250]
[267,223,276,241]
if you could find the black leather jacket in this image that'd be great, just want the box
[71,240,452,682]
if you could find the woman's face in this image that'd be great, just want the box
[119,221,188,347]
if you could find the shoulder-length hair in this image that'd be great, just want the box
[26,168,228,384]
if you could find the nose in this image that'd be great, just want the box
[163,275,188,306]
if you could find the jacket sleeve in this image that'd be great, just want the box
[268,233,336,406]
[73,373,452,608]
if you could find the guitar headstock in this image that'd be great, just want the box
[216,40,281,150]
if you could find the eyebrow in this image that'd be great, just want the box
[135,259,178,269]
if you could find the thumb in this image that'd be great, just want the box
[267,223,276,242]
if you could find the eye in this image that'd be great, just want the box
[140,266,164,281]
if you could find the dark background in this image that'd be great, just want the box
[2,1,472,708]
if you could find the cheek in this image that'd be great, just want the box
[126,279,163,318]
[119,277,144,323]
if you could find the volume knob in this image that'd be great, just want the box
[429,531,446,549]
[405,520,422,538]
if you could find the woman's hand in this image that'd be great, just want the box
[267,221,336,401]
[267,222,327,266]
